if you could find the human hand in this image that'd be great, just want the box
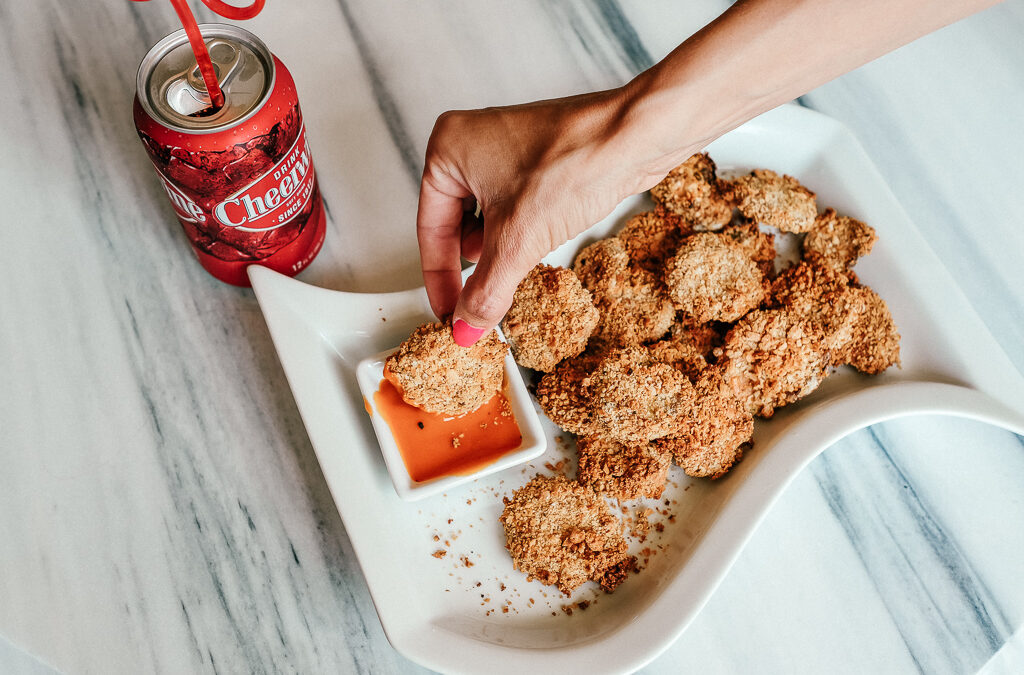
[416,87,673,346]
[417,0,1001,349]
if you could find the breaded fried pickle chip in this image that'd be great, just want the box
[841,286,901,374]
[576,435,671,500]
[647,335,708,382]
[538,346,692,442]
[771,261,900,374]
[385,321,507,416]
[617,208,689,272]
[500,475,636,595]
[502,264,599,372]
[719,309,829,417]
[654,369,753,479]
[669,316,723,360]
[721,217,777,278]
[585,346,693,443]
[803,208,877,271]
[573,236,632,294]
[731,169,818,233]
[573,238,674,346]
[771,261,858,357]
[651,152,734,229]
[665,233,766,323]
[535,351,604,436]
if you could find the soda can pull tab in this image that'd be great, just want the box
[186,40,242,93]
[164,39,242,116]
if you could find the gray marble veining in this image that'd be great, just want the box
[813,429,1010,674]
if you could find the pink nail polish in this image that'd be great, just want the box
[452,319,486,347]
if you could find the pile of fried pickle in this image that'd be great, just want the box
[498,154,901,595]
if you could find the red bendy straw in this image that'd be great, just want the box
[132,0,266,110]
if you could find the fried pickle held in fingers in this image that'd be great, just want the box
[385,321,507,416]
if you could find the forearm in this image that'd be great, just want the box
[620,0,1002,178]
[416,0,1001,336]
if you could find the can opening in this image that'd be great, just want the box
[169,39,241,115]
[137,25,274,133]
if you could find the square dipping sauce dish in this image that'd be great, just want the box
[355,331,546,501]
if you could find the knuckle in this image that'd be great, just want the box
[463,294,505,324]
[461,275,513,324]
[432,109,465,138]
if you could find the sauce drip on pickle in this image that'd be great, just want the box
[373,378,523,483]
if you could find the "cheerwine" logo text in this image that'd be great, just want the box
[213,125,316,232]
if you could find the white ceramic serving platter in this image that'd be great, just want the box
[355,337,546,501]
[249,104,1024,675]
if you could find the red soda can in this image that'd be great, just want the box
[134,24,326,286]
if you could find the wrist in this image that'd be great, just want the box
[618,56,762,185]
[549,82,706,199]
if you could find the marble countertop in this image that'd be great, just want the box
[3,1,1023,673]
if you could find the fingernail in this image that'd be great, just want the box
[452,319,486,347]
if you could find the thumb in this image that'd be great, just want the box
[451,223,535,347]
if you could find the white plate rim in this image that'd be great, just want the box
[249,104,1024,674]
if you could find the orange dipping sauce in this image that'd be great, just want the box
[372,378,523,483]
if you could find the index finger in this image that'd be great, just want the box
[417,173,470,319]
